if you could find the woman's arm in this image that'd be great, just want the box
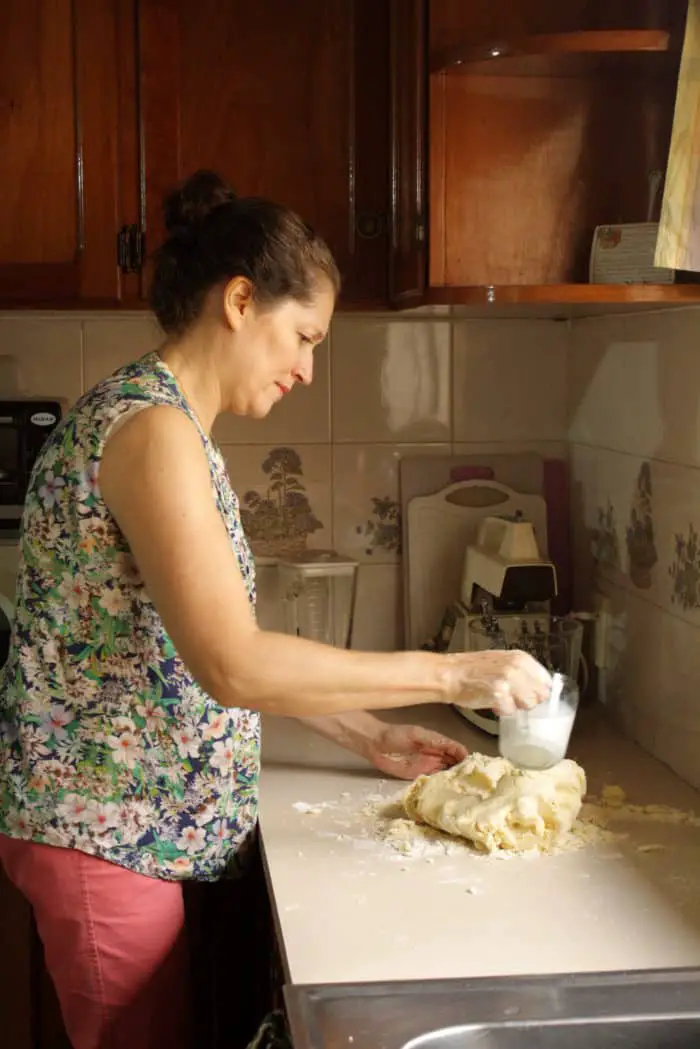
[298,712,469,779]
[296,711,388,760]
[100,406,551,718]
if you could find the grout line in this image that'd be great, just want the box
[569,439,700,475]
[596,574,700,634]
[572,304,700,326]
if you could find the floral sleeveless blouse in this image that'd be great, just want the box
[0,352,260,881]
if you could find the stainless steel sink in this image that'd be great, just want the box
[285,969,700,1049]
[404,1018,699,1048]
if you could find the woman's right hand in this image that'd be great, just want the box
[440,649,552,716]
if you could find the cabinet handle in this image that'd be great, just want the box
[117,225,146,273]
[356,212,387,240]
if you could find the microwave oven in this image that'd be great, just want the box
[0,399,62,534]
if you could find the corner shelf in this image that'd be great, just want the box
[425,284,700,307]
[432,29,674,77]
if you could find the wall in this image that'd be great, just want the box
[4,305,699,786]
[569,307,700,790]
[0,310,568,649]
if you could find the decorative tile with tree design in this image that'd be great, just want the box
[240,446,323,558]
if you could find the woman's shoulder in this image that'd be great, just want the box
[80,351,178,409]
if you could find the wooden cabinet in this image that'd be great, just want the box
[0,0,390,310]
[5,0,694,312]
[0,0,136,307]
[389,0,428,306]
[137,0,389,308]
[394,0,700,308]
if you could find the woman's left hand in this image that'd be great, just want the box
[365,724,467,780]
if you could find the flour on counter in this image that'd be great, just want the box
[288,778,700,866]
[292,801,336,815]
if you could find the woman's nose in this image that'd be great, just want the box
[293,350,314,386]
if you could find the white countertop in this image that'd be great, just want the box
[259,704,700,986]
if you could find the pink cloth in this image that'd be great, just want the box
[0,835,190,1049]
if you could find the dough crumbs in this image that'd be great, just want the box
[288,768,700,866]
[584,784,700,829]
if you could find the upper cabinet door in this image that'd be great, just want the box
[389,0,427,306]
[0,0,128,306]
[138,0,390,307]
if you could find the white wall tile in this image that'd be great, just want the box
[0,315,82,407]
[453,320,569,443]
[83,315,163,390]
[331,317,452,443]
[570,308,700,467]
[350,564,403,651]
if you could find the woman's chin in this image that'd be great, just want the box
[248,395,276,419]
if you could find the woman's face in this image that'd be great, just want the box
[223,277,335,418]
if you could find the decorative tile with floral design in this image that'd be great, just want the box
[669,523,700,611]
[591,499,621,570]
[626,461,657,591]
[356,496,401,557]
[332,444,449,564]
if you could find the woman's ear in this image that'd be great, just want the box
[222,277,254,331]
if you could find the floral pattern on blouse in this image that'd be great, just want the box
[0,352,259,881]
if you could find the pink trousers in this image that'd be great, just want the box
[0,835,190,1049]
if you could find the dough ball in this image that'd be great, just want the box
[403,752,586,854]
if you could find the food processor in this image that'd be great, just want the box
[447,512,585,735]
[277,549,359,647]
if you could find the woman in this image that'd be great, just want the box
[0,171,550,1049]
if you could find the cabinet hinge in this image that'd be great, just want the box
[117,224,146,274]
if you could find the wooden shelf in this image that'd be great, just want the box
[425,283,700,306]
[432,29,674,77]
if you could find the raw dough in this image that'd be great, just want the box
[403,752,587,854]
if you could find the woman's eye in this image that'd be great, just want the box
[299,334,312,345]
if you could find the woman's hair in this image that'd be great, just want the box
[149,170,340,335]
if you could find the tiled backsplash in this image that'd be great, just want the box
[4,304,700,789]
[0,310,568,651]
[569,307,700,789]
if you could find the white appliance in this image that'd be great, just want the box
[405,480,548,651]
[448,514,583,735]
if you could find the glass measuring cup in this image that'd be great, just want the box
[498,672,579,770]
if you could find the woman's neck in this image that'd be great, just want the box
[157,336,224,436]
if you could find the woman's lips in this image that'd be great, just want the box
[275,382,291,395]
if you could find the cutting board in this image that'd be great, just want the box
[406,479,548,650]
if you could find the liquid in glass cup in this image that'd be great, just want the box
[498,672,579,770]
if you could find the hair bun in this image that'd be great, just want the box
[163,170,237,236]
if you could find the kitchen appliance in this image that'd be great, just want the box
[0,399,62,535]
[0,539,20,668]
[278,550,358,647]
[448,513,584,735]
[406,480,548,651]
